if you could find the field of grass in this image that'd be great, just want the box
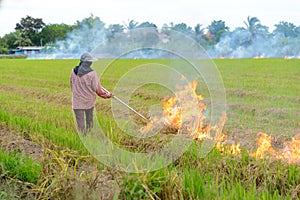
[0,58,299,199]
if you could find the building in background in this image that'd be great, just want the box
[8,46,43,55]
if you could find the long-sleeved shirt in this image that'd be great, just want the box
[70,70,111,109]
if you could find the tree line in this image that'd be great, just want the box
[0,14,300,55]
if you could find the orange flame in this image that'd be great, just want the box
[141,77,300,163]
[141,79,241,155]
[214,114,241,155]
[141,79,298,162]
[162,97,182,129]
[252,133,300,164]
[278,135,300,163]
[251,132,276,159]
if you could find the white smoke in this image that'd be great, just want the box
[29,22,300,59]
[29,18,106,59]
[208,29,300,58]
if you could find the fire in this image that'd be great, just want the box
[140,120,154,134]
[277,134,300,164]
[251,132,276,159]
[140,79,299,163]
[253,55,264,59]
[142,79,241,155]
[213,114,241,155]
[216,141,241,155]
[161,97,182,129]
[161,79,206,132]
[252,132,300,164]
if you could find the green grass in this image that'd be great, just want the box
[215,59,300,147]
[0,58,299,199]
[1,59,299,144]
[0,149,41,184]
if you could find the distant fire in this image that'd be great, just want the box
[253,55,264,59]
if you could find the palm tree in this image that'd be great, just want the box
[244,16,260,30]
[13,31,33,47]
[194,24,205,42]
[124,20,139,30]
[244,16,261,42]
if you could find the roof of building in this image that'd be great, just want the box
[16,46,43,50]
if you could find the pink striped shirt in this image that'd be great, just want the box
[70,70,111,109]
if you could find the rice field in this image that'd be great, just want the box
[0,58,299,199]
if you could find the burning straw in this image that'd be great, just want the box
[140,78,241,156]
[252,132,300,164]
[140,78,300,163]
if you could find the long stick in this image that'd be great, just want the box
[102,87,149,122]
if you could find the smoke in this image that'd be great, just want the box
[31,25,204,59]
[207,29,300,58]
[30,18,106,59]
[29,23,300,59]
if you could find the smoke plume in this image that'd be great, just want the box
[29,24,300,59]
[208,29,300,58]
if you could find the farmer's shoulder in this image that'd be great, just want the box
[88,71,99,78]
[82,71,98,82]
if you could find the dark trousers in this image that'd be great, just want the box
[73,107,94,134]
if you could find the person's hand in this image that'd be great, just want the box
[109,92,114,98]
[102,92,113,99]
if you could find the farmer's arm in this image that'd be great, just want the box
[96,83,112,98]
[91,72,112,99]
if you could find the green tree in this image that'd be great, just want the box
[68,14,106,52]
[137,22,157,30]
[142,31,160,46]
[15,15,45,45]
[274,21,298,38]
[0,37,8,54]
[125,20,139,30]
[75,14,104,30]
[3,32,17,49]
[243,16,269,45]
[13,31,33,47]
[194,24,205,42]
[172,23,193,36]
[244,16,260,35]
[40,23,74,45]
[108,24,125,34]
[106,24,125,40]
[207,20,229,43]
[15,15,45,34]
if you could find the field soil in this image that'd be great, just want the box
[0,128,118,199]
[0,128,44,160]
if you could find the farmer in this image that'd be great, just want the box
[70,52,112,134]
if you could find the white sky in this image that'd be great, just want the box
[0,0,300,36]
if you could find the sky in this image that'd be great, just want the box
[0,0,300,37]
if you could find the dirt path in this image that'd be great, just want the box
[0,128,44,160]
